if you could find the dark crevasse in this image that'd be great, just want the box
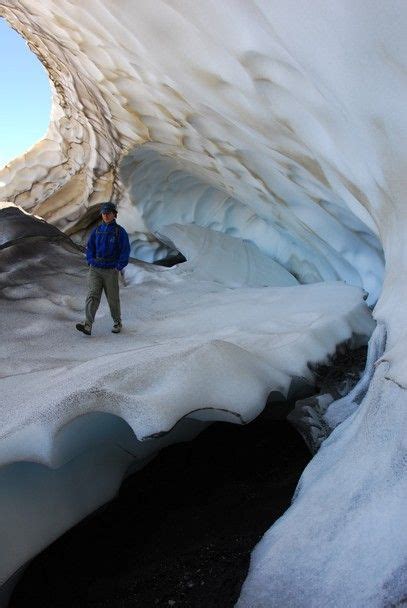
[10,413,310,608]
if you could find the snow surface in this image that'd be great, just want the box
[0,205,373,587]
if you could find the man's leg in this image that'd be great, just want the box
[85,267,104,327]
[103,268,122,329]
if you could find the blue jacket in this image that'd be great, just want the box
[86,220,131,271]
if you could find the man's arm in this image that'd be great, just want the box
[117,227,131,271]
[86,228,97,266]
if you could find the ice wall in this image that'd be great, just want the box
[0,1,406,606]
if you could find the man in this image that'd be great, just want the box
[76,202,131,336]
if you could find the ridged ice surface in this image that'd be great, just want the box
[0,1,406,605]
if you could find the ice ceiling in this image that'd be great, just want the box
[0,1,406,606]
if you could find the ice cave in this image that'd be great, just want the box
[0,1,406,606]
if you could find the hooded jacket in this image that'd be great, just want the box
[86,220,131,271]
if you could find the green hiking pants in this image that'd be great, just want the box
[85,266,121,327]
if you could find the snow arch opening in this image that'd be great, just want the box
[0,17,51,169]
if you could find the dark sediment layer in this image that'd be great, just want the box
[312,344,368,399]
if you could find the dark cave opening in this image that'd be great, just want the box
[10,414,309,608]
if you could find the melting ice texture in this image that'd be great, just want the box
[0,205,374,590]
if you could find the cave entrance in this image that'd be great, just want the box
[10,413,310,608]
[0,17,51,168]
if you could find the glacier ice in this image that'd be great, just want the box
[0,0,406,605]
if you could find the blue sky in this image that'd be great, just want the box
[0,17,51,168]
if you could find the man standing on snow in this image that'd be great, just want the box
[76,202,131,336]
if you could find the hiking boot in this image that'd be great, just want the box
[76,323,91,336]
[112,321,122,334]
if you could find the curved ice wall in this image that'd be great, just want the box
[0,0,388,303]
[0,1,406,606]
